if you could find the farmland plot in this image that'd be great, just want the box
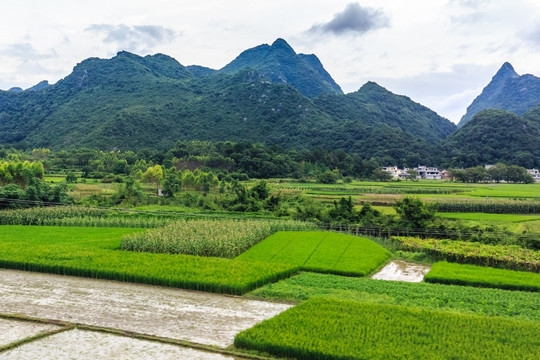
[0,269,291,347]
[1,329,236,360]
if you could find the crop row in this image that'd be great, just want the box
[237,231,391,276]
[392,236,539,272]
[120,219,316,258]
[0,225,298,295]
[434,199,540,214]
[234,298,540,360]
[0,206,171,228]
[425,262,540,292]
[247,272,540,321]
[304,186,467,195]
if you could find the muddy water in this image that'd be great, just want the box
[371,260,431,282]
[0,318,60,347]
[0,269,291,347]
[0,329,236,360]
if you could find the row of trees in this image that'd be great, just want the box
[449,163,535,184]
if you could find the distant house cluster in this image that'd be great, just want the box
[527,168,540,182]
[381,166,446,180]
[381,165,540,182]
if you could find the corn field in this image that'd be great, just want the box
[434,199,540,214]
[0,206,170,228]
[120,218,317,258]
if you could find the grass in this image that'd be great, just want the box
[246,272,540,321]
[0,225,298,295]
[425,262,540,292]
[237,231,391,276]
[234,298,540,360]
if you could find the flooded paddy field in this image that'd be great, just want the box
[0,318,61,347]
[371,260,431,282]
[0,269,291,348]
[0,328,237,360]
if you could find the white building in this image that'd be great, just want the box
[527,169,540,182]
[415,166,442,180]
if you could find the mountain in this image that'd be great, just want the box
[0,41,455,166]
[219,38,343,98]
[442,108,540,168]
[26,80,49,92]
[459,62,540,126]
[314,81,456,143]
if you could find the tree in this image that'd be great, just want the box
[161,168,181,198]
[65,172,78,184]
[143,165,164,195]
[371,168,393,182]
[393,197,435,228]
[317,171,338,184]
[406,169,419,181]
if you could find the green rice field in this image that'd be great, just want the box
[237,231,391,276]
[247,272,540,321]
[425,262,540,292]
[0,225,297,295]
[234,298,540,360]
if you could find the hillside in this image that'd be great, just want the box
[459,63,540,126]
[314,81,456,143]
[442,109,540,168]
[220,38,343,98]
[0,40,456,166]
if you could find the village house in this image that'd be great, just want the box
[527,168,540,182]
[381,166,443,180]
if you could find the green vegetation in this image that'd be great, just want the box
[449,163,535,183]
[237,231,391,276]
[393,237,539,271]
[458,62,540,126]
[435,199,540,214]
[0,225,297,295]
[425,262,540,292]
[235,298,540,360]
[442,109,540,168]
[120,218,316,258]
[247,272,540,321]
[0,206,171,228]
[0,48,454,167]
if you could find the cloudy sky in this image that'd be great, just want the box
[2,0,540,123]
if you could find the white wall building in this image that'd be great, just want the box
[415,166,442,180]
[527,169,540,182]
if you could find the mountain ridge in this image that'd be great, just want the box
[459,62,540,126]
[0,39,457,166]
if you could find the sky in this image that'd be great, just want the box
[1,0,540,123]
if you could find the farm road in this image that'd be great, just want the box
[0,269,291,348]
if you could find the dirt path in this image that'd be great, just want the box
[0,269,291,348]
